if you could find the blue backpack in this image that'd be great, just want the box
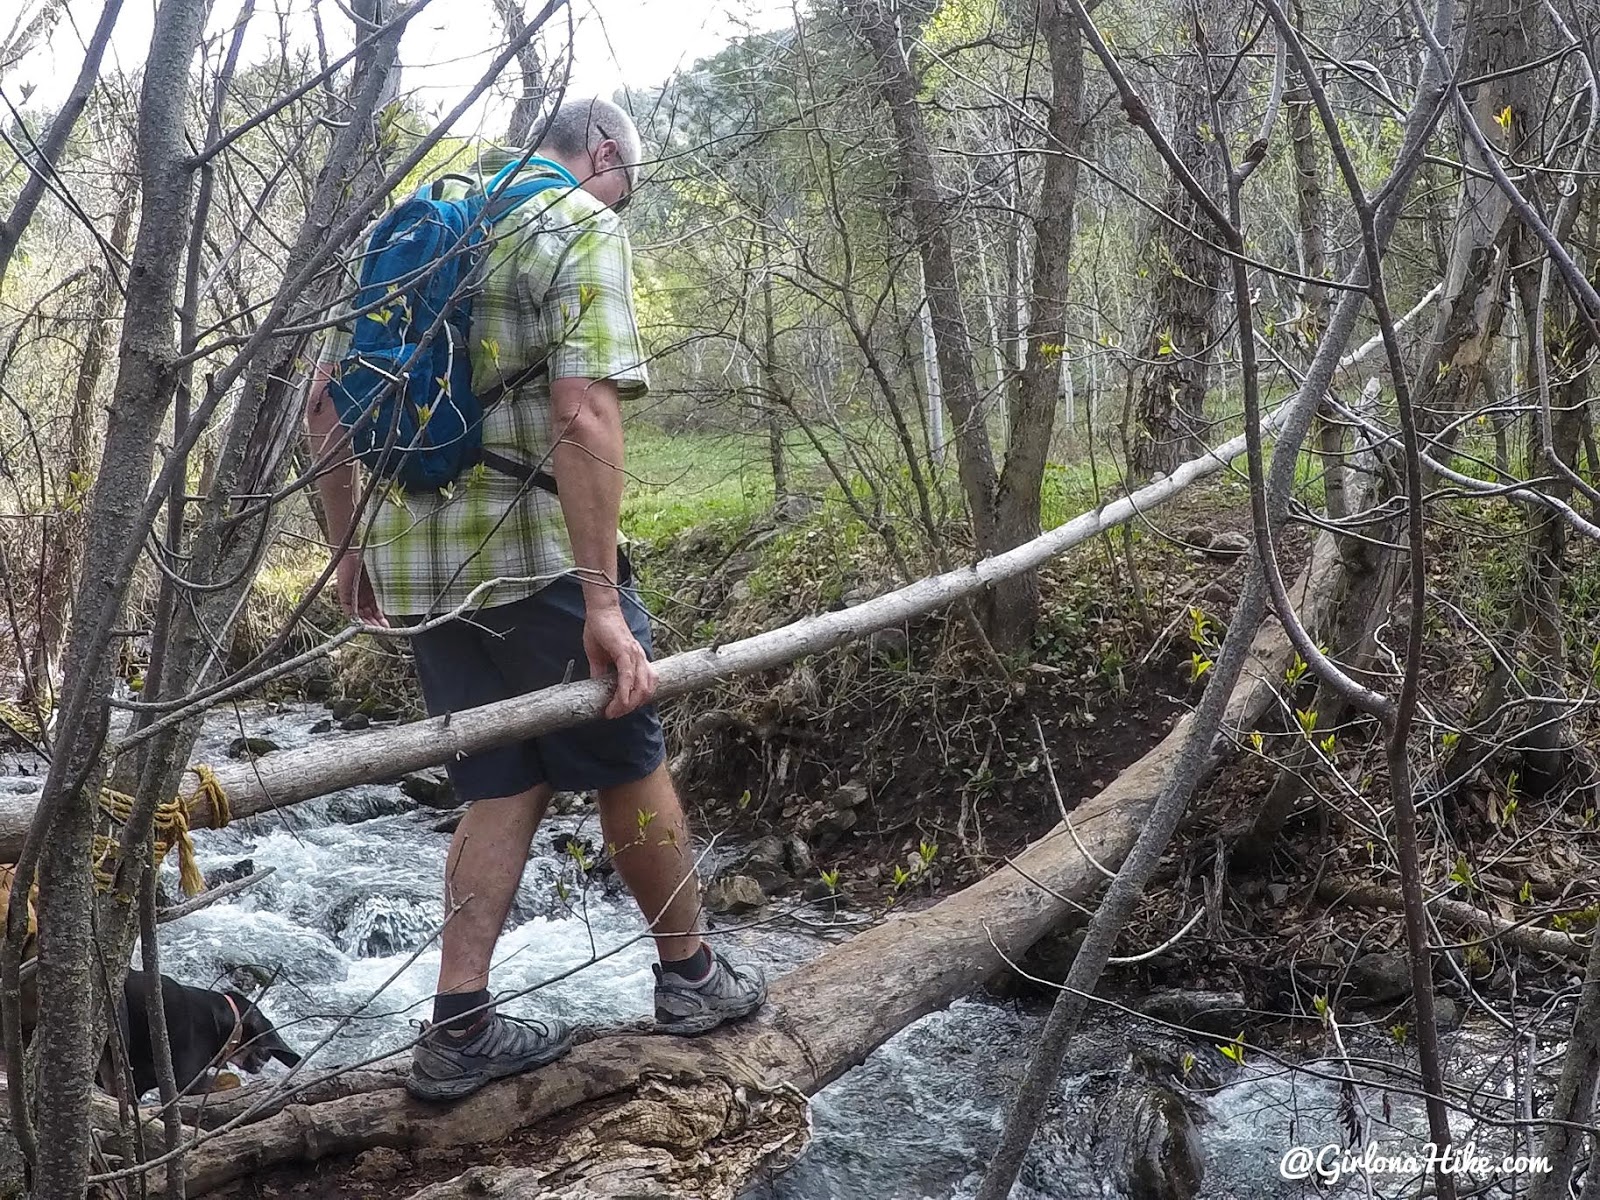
[327,157,577,493]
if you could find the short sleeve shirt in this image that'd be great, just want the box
[320,155,648,618]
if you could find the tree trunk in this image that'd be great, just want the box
[491,0,545,146]
[23,182,136,712]
[1288,0,1346,519]
[1409,0,1537,452]
[11,2,212,1193]
[759,238,791,508]
[989,0,1086,651]
[1129,0,1237,478]
[844,0,1001,554]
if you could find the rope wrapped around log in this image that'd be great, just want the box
[91,764,232,896]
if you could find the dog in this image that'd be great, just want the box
[110,970,302,1097]
[0,868,301,1096]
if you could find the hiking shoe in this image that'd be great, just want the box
[406,1010,573,1102]
[653,949,768,1036]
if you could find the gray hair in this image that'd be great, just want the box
[538,97,641,180]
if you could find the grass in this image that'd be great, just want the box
[619,421,778,544]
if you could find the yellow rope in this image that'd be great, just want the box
[92,764,233,897]
[0,701,41,741]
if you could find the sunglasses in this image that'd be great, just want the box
[594,122,635,214]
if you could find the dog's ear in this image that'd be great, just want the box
[270,1042,302,1069]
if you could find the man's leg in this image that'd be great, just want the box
[598,761,767,1035]
[438,784,552,997]
[597,763,700,962]
[404,599,573,1102]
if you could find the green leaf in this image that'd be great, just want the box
[1218,1032,1246,1064]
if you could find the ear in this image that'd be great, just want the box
[271,1044,302,1069]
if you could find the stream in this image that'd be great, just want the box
[9,704,1547,1199]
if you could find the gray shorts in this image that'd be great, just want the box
[402,571,665,801]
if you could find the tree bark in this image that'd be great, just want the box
[844,0,1002,557]
[1129,0,1237,477]
[24,181,137,711]
[10,2,210,1193]
[492,0,546,147]
[989,0,1086,650]
[1410,0,1538,452]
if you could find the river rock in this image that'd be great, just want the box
[227,736,280,760]
[329,697,361,720]
[1121,1081,1206,1200]
[1433,995,1464,1029]
[309,718,333,734]
[1347,951,1411,1005]
[867,626,909,661]
[354,1148,408,1182]
[828,780,869,812]
[204,859,256,890]
[400,769,455,809]
[784,834,814,878]
[1136,990,1249,1038]
[807,804,857,849]
[325,886,443,958]
[705,874,765,914]
[1027,1062,1205,1200]
[432,805,469,835]
[339,712,371,731]
[802,875,841,905]
[319,788,416,825]
[1202,531,1250,559]
[740,835,790,892]
[551,790,588,815]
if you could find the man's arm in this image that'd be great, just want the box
[550,374,656,718]
[305,374,385,624]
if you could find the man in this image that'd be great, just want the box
[306,98,766,1103]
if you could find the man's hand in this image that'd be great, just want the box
[335,550,387,626]
[583,603,658,718]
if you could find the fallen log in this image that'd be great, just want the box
[0,405,1299,865]
[157,530,1346,1198]
[1317,877,1588,962]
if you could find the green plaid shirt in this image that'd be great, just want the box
[321,156,648,617]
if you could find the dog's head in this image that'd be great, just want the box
[224,992,302,1074]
